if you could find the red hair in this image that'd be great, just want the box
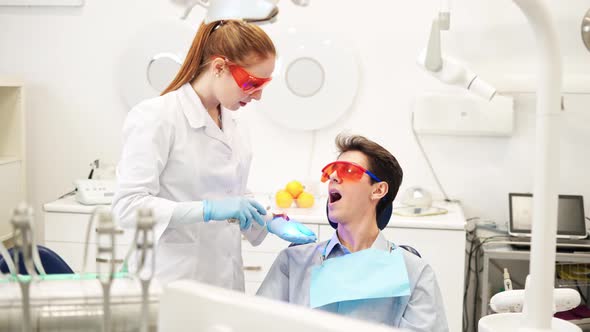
[161,20,276,95]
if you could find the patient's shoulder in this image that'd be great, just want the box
[398,246,423,260]
[399,248,427,268]
[399,248,438,285]
[281,241,326,262]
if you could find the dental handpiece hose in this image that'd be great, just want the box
[96,211,117,332]
[504,268,513,291]
[136,208,156,332]
[11,204,37,332]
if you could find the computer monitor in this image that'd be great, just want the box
[158,280,402,332]
[509,193,587,239]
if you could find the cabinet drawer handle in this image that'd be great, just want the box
[95,228,124,235]
[96,258,124,264]
[243,266,262,271]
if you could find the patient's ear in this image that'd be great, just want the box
[371,182,388,201]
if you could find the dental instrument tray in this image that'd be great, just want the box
[0,275,162,331]
[393,206,448,217]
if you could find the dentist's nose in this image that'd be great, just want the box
[250,89,262,100]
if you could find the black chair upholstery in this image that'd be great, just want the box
[398,245,421,258]
[0,245,74,275]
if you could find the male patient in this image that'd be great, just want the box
[257,134,448,332]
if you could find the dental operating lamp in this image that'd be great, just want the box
[416,3,497,101]
[171,0,308,23]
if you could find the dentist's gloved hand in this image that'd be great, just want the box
[266,217,317,244]
[203,197,267,231]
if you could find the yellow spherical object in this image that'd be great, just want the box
[296,191,315,208]
[285,180,305,198]
[275,190,294,208]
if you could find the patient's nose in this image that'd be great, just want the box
[329,172,342,184]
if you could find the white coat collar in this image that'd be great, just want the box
[178,83,208,129]
[178,83,237,148]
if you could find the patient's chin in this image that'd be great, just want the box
[328,211,350,226]
[328,210,341,224]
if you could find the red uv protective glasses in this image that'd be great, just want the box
[320,161,382,183]
[214,56,272,93]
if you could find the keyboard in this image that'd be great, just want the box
[509,237,590,249]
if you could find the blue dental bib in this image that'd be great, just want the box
[310,245,411,308]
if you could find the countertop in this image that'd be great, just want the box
[44,195,466,231]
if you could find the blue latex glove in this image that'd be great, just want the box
[203,197,267,230]
[267,217,317,244]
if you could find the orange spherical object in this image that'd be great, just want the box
[296,191,315,208]
[275,190,294,208]
[285,180,305,198]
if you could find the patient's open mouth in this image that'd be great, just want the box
[329,191,342,203]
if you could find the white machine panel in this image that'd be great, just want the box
[413,94,514,137]
[75,179,116,205]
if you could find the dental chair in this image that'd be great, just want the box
[0,245,74,275]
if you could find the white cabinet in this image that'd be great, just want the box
[46,241,130,274]
[43,197,130,273]
[242,251,280,283]
[44,197,465,332]
[0,80,26,243]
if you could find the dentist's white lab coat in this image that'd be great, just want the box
[112,83,267,289]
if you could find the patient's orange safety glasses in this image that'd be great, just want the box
[320,161,382,183]
[213,56,272,93]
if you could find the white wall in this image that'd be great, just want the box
[242,0,590,226]
[0,0,589,240]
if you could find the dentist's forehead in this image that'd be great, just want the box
[337,151,369,169]
[243,55,275,79]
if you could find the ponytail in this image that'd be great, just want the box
[161,21,219,95]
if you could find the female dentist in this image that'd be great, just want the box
[112,19,316,288]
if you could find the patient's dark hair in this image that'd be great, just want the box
[335,134,403,218]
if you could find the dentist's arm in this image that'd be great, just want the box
[170,197,267,231]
